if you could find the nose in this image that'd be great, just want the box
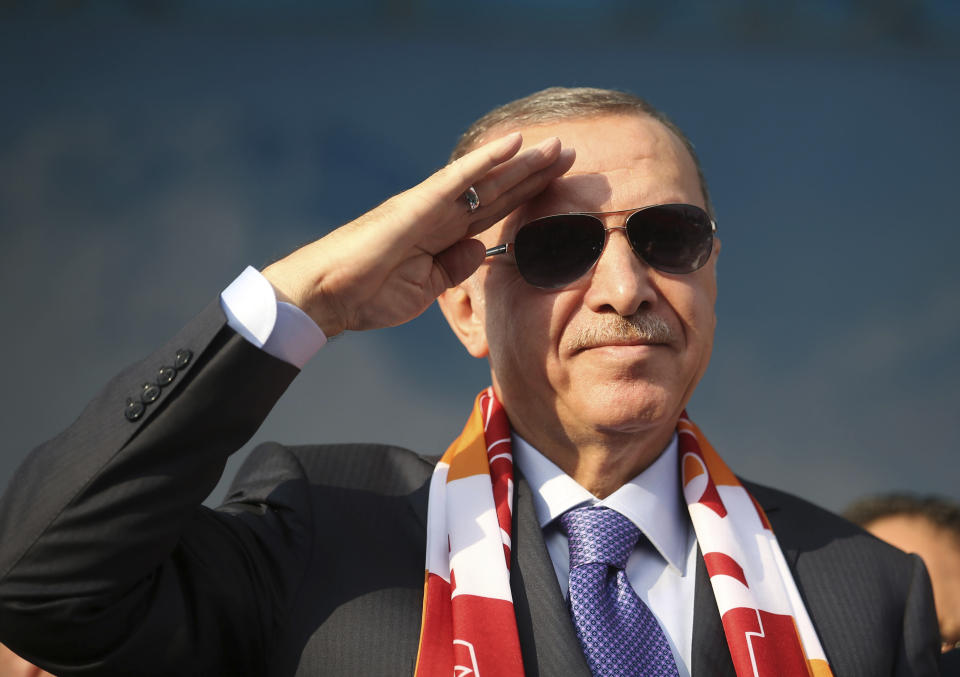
[582,228,656,316]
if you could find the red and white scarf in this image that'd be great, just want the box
[415,388,833,677]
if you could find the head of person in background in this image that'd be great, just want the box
[0,642,55,677]
[845,493,960,652]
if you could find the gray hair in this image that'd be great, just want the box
[450,86,714,219]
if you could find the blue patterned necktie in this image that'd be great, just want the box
[560,506,680,677]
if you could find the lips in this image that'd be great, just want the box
[587,338,663,349]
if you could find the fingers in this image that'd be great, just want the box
[433,238,486,289]
[450,136,573,235]
[476,136,562,199]
[462,136,561,211]
[465,145,576,237]
[441,132,524,197]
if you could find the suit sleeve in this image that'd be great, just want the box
[0,300,308,676]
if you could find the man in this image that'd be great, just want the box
[846,494,960,656]
[0,87,941,676]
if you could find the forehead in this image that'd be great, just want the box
[492,114,704,230]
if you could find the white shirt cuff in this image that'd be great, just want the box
[219,266,327,369]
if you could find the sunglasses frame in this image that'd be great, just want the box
[484,203,718,289]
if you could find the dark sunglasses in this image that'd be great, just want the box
[484,203,716,289]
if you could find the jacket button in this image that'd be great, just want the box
[125,399,145,421]
[156,366,176,386]
[140,383,161,404]
[174,349,193,370]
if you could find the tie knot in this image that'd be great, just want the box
[559,506,640,570]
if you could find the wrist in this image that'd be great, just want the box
[261,262,345,338]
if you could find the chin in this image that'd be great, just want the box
[574,382,681,434]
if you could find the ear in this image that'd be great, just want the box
[437,282,489,358]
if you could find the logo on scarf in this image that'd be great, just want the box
[453,639,480,677]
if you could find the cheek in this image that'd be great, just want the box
[691,291,717,341]
[485,288,570,380]
[690,284,718,370]
[664,275,717,357]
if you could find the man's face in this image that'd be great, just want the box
[460,114,718,454]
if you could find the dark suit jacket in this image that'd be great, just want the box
[0,301,942,676]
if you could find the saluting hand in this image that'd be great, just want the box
[262,133,575,336]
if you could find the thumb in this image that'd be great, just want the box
[434,238,486,289]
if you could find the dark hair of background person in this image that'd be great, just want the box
[844,493,960,537]
[448,86,715,220]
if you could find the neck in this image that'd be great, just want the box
[517,421,677,499]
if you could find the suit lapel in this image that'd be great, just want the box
[690,545,736,677]
[511,470,592,677]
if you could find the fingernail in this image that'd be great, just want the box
[534,136,561,151]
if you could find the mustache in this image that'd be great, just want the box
[565,312,674,352]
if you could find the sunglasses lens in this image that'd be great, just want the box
[506,204,713,288]
[514,215,605,288]
[627,204,713,274]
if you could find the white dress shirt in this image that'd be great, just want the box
[220,266,697,676]
[512,434,696,676]
[220,266,327,368]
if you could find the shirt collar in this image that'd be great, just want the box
[512,433,689,573]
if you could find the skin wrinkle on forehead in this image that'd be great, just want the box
[484,113,703,198]
[517,174,701,238]
[479,112,700,220]
[491,179,698,251]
